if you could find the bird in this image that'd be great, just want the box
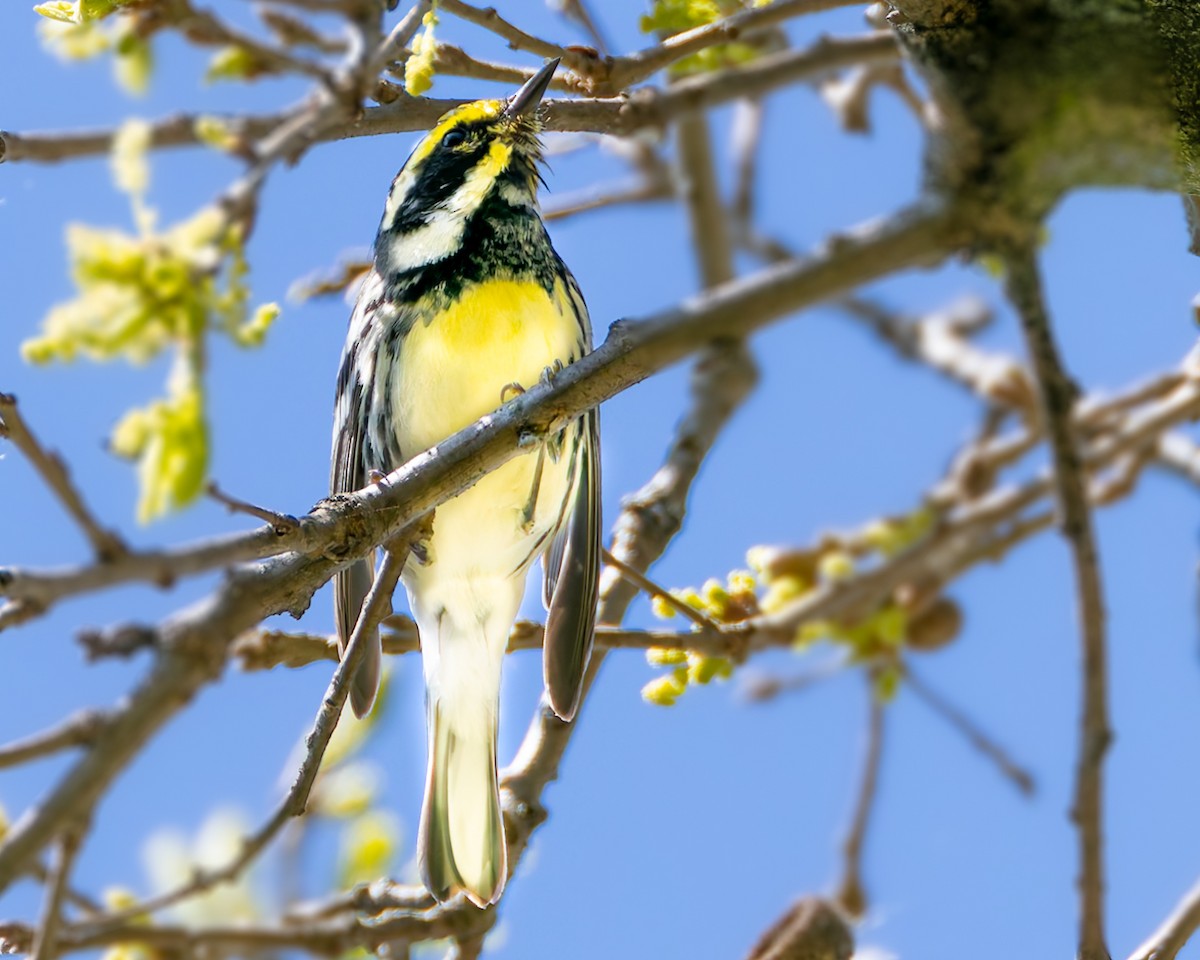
[329,58,600,908]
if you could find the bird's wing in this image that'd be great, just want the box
[330,271,390,717]
[542,407,601,723]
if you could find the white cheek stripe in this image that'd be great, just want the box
[385,212,468,273]
[380,141,528,272]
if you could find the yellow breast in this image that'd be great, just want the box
[393,277,581,455]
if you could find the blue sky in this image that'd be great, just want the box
[3,4,1200,959]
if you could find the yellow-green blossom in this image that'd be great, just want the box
[143,808,262,926]
[193,115,240,152]
[760,574,807,614]
[646,646,689,666]
[111,117,151,203]
[686,653,731,685]
[113,23,153,96]
[641,671,688,706]
[639,0,762,75]
[37,17,110,59]
[818,551,856,582]
[112,358,208,523]
[404,8,438,96]
[338,811,402,887]
[206,45,261,83]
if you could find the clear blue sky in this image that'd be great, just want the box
[3,4,1200,959]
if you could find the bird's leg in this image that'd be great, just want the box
[521,443,547,534]
[540,361,568,462]
[539,359,565,388]
[368,469,390,486]
[500,382,526,403]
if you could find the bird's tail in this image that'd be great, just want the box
[417,602,508,907]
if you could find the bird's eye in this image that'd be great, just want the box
[442,128,467,148]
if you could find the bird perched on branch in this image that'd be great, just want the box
[330,59,600,907]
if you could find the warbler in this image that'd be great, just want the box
[329,59,600,907]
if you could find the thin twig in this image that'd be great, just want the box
[738,658,846,702]
[0,712,109,772]
[902,664,1035,795]
[24,862,102,918]
[1003,243,1111,960]
[207,482,300,535]
[438,0,568,62]
[0,394,126,562]
[30,828,82,960]
[599,546,721,632]
[543,176,672,221]
[175,0,333,81]
[835,685,885,918]
[1128,876,1200,960]
[553,0,611,55]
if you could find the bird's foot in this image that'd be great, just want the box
[539,360,565,389]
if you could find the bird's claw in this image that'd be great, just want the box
[539,360,565,389]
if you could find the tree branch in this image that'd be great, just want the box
[1128,877,1200,960]
[902,664,1035,795]
[0,33,899,163]
[834,687,885,918]
[30,827,82,960]
[0,394,126,563]
[0,712,110,772]
[1003,243,1112,960]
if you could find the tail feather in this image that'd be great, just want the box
[334,556,382,719]
[419,699,506,906]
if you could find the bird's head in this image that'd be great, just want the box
[375,59,558,270]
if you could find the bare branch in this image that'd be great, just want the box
[0,712,109,772]
[172,0,334,81]
[600,546,724,632]
[438,0,569,62]
[902,665,1035,795]
[838,295,1038,414]
[543,174,672,221]
[0,394,126,563]
[552,0,612,55]
[1128,877,1200,960]
[1003,243,1111,960]
[742,897,854,960]
[1153,431,1200,486]
[30,828,82,960]
[1,33,899,163]
[835,688,885,918]
[207,482,300,535]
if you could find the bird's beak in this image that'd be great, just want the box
[504,58,560,118]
